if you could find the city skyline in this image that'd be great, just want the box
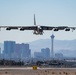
[0,38,76,61]
[0,0,76,43]
[0,40,64,61]
[1,41,31,61]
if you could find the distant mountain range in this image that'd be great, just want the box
[0,39,76,57]
[29,39,76,57]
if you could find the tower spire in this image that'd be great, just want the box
[50,34,55,59]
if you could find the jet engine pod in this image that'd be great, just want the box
[65,28,70,31]
[6,27,11,30]
[20,28,25,31]
[54,28,59,31]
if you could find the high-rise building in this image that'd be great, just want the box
[34,52,43,61]
[20,43,31,59]
[50,34,55,59]
[15,44,22,59]
[41,48,50,59]
[3,41,16,59]
[55,53,63,59]
[34,52,42,58]
[0,48,1,59]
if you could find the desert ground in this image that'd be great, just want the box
[0,67,76,75]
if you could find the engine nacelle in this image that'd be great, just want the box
[6,27,11,30]
[65,28,70,31]
[20,28,25,31]
[54,28,59,31]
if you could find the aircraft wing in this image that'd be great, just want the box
[41,26,76,31]
[0,26,76,31]
[0,26,37,30]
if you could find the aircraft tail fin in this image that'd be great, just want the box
[34,14,36,25]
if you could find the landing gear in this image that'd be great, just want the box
[33,31,43,35]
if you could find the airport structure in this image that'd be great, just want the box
[50,34,55,59]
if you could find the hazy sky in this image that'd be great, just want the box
[0,0,76,43]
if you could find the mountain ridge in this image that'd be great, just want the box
[28,39,76,57]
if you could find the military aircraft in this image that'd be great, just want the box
[0,14,76,35]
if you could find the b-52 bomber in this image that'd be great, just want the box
[0,14,76,35]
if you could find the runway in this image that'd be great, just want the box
[0,67,76,70]
[0,67,76,75]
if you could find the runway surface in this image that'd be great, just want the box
[0,67,76,75]
[0,67,76,70]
